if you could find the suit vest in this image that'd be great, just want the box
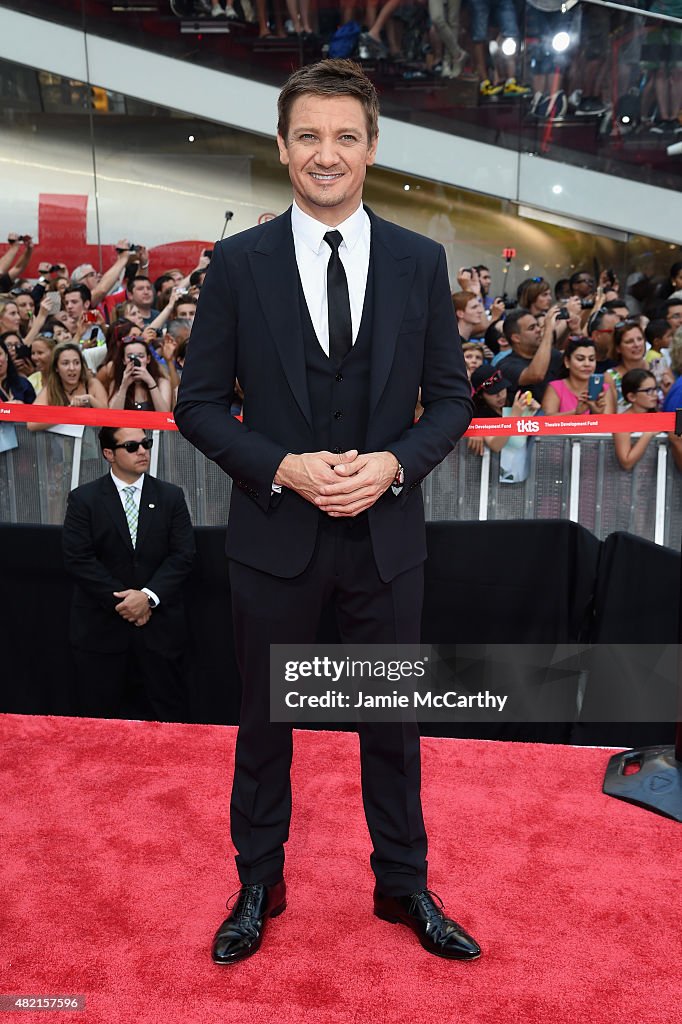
[298,256,374,455]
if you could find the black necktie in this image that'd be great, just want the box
[324,230,352,364]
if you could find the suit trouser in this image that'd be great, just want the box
[228,514,428,897]
[73,631,187,722]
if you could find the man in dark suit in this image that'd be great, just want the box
[174,59,478,964]
[62,426,195,721]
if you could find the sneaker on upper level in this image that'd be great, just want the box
[503,77,531,97]
[575,96,609,116]
[480,78,503,97]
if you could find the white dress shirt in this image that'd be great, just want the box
[110,469,160,607]
[291,200,371,355]
[274,202,400,493]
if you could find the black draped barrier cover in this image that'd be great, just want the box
[572,532,680,749]
[1,522,679,746]
[422,521,601,744]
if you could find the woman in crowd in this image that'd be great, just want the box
[518,279,553,318]
[467,365,540,455]
[607,320,648,410]
[662,327,682,412]
[108,336,172,412]
[541,337,616,415]
[0,336,35,403]
[113,300,146,333]
[27,342,108,430]
[0,298,21,335]
[97,319,142,390]
[0,329,33,378]
[613,368,660,470]
[27,335,57,396]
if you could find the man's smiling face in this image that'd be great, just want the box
[277,93,378,226]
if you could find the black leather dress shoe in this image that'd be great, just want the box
[374,888,481,960]
[212,880,286,964]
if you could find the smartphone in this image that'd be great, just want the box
[84,310,99,324]
[15,343,33,362]
[129,354,141,368]
[588,373,604,401]
[43,291,62,315]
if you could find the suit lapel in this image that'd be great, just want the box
[101,474,134,553]
[247,209,313,430]
[366,209,416,418]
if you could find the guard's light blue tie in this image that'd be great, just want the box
[123,486,138,547]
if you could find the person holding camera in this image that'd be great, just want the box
[541,337,616,415]
[0,335,35,404]
[1,329,34,379]
[108,337,172,412]
[495,306,564,403]
[0,234,34,293]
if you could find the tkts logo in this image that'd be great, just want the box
[516,419,540,433]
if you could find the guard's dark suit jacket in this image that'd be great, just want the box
[174,207,472,581]
[62,474,195,654]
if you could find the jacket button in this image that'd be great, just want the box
[333,410,342,419]
[335,372,343,382]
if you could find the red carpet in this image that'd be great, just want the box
[1,714,681,1024]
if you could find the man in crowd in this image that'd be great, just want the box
[453,289,487,341]
[497,306,563,402]
[71,240,137,307]
[175,58,478,967]
[13,289,35,335]
[664,298,682,333]
[154,273,177,311]
[474,263,493,311]
[62,426,195,721]
[587,306,619,371]
[126,276,159,325]
[570,270,596,305]
[63,284,108,371]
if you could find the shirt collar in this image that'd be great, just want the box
[110,469,145,493]
[291,200,368,256]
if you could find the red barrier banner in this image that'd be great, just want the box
[0,404,676,436]
[464,412,676,437]
[0,404,177,430]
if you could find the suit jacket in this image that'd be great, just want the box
[174,206,472,582]
[62,473,195,654]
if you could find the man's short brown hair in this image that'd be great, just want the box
[277,59,380,143]
[452,290,477,314]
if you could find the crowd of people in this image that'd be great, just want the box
[0,234,205,424]
[181,0,682,132]
[453,259,682,471]
[1,232,682,474]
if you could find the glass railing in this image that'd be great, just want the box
[2,424,679,549]
[4,0,682,192]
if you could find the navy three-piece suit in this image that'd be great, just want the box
[174,206,472,893]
